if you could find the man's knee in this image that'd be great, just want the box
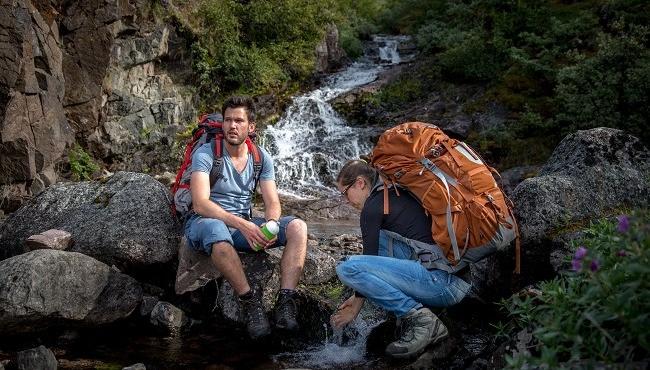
[286,218,307,238]
[211,241,237,259]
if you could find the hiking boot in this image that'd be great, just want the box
[274,289,299,331]
[239,288,271,339]
[385,307,448,359]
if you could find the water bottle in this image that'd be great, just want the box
[253,220,280,251]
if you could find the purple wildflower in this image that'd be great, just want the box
[572,258,582,272]
[617,250,627,257]
[617,215,630,233]
[574,246,588,260]
[590,259,600,272]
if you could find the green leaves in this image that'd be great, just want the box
[503,211,650,368]
[69,144,100,181]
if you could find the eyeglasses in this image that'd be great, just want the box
[340,181,355,198]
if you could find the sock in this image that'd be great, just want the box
[279,288,296,297]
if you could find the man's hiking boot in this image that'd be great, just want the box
[239,287,271,339]
[274,289,299,331]
[385,307,448,359]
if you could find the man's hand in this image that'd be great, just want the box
[239,220,273,249]
[331,295,364,329]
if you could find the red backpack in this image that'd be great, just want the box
[171,113,264,219]
[371,122,520,273]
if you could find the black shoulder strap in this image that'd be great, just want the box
[209,138,224,187]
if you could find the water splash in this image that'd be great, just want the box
[261,36,413,199]
[274,317,384,369]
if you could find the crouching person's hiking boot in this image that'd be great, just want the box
[274,289,299,331]
[385,307,448,359]
[239,287,271,339]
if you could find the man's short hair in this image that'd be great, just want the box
[222,96,256,123]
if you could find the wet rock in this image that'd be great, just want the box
[16,345,57,370]
[24,229,73,251]
[149,301,189,334]
[0,249,142,335]
[0,172,180,271]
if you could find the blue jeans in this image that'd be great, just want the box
[336,230,471,317]
[184,214,298,254]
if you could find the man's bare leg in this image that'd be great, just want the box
[210,241,250,294]
[279,219,308,289]
[211,241,270,338]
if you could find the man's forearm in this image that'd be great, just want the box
[264,200,281,222]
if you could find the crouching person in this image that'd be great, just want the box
[185,96,308,339]
[330,159,471,358]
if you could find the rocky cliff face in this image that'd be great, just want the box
[0,0,196,213]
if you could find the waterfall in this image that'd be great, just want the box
[261,35,412,199]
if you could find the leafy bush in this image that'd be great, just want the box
[69,145,100,181]
[502,211,650,368]
[554,23,650,143]
[191,0,337,101]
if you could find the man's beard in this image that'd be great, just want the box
[225,133,247,146]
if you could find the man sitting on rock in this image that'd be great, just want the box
[185,95,308,339]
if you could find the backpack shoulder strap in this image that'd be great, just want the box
[209,138,225,187]
[247,140,264,181]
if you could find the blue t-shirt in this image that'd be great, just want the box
[191,142,274,215]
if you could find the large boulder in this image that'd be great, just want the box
[512,128,649,276]
[0,249,142,335]
[0,172,180,269]
[513,128,649,244]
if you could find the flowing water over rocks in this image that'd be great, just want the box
[262,35,416,199]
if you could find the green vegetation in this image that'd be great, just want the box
[161,0,648,167]
[183,0,339,109]
[69,144,100,181]
[501,211,649,368]
[351,0,649,167]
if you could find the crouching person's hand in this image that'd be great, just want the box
[331,295,364,329]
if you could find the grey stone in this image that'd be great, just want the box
[512,128,649,246]
[315,24,348,73]
[149,301,189,334]
[175,237,221,295]
[0,250,142,335]
[24,229,73,251]
[140,296,159,317]
[0,172,180,269]
[16,345,57,370]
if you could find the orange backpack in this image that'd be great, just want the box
[370,122,520,273]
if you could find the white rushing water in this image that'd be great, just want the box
[273,316,385,369]
[261,35,414,199]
